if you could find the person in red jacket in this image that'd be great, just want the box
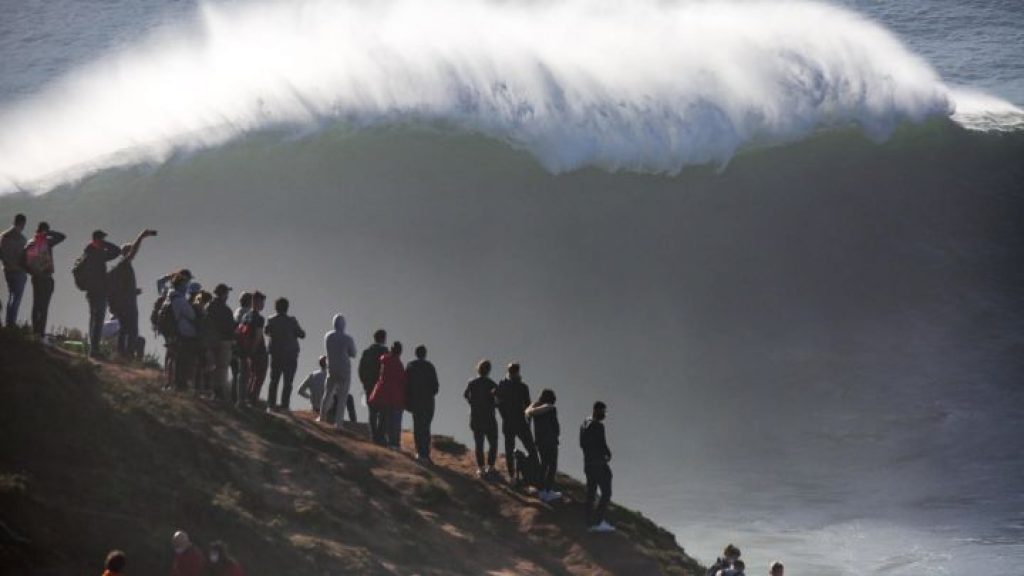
[101,549,126,576]
[171,530,206,576]
[369,341,407,449]
[206,540,246,576]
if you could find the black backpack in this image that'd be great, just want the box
[514,449,542,488]
[71,253,91,291]
[155,298,178,339]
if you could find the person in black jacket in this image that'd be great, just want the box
[464,359,498,477]
[580,400,614,532]
[205,284,236,400]
[22,221,66,337]
[406,345,440,462]
[494,362,537,485]
[107,229,156,357]
[526,388,561,502]
[80,230,127,358]
[357,329,389,443]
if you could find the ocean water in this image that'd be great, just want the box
[1,1,1023,574]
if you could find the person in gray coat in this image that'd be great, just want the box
[320,314,356,430]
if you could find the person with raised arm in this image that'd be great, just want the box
[107,228,156,356]
[22,221,66,337]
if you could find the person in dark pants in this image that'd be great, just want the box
[464,359,499,478]
[495,362,538,485]
[265,297,305,411]
[1,213,28,327]
[405,345,440,462]
[107,229,156,356]
[580,400,614,532]
[231,291,252,405]
[526,388,561,502]
[79,230,123,358]
[22,221,66,336]
[358,329,389,443]
[167,274,200,392]
[241,291,268,405]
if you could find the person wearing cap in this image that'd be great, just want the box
[1,213,28,327]
[79,229,124,358]
[298,355,328,413]
[205,284,237,400]
[171,530,206,576]
[101,549,126,576]
[107,229,156,357]
[22,221,66,337]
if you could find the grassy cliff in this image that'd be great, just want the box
[0,328,702,575]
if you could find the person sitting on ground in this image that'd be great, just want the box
[321,314,357,430]
[101,549,126,576]
[358,329,389,443]
[298,355,328,413]
[526,388,561,502]
[22,221,66,337]
[265,297,306,412]
[707,544,742,576]
[230,291,252,405]
[464,359,499,478]
[768,560,783,576]
[171,530,205,576]
[369,341,407,449]
[405,345,440,462]
[106,229,156,357]
[239,291,268,406]
[206,540,246,576]
[495,362,538,485]
[581,400,614,532]
[205,284,236,401]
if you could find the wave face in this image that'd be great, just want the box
[0,0,968,192]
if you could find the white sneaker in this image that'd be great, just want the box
[588,521,616,533]
[542,490,562,503]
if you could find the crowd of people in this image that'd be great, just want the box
[2,213,787,573]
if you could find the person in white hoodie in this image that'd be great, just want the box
[321,314,356,430]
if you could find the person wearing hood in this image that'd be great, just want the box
[171,530,205,576]
[321,314,357,431]
[22,221,66,337]
[369,341,407,449]
[206,540,245,576]
[101,550,126,576]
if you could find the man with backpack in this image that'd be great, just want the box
[358,329,389,443]
[107,229,156,357]
[495,363,538,486]
[73,230,124,358]
[581,401,614,532]
[1,214,28,327]
[22,221,66,337]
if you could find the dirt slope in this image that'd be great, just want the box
[0,328,701,575]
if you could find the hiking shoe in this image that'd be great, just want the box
[476,468,486,478]
[588,521,616,533]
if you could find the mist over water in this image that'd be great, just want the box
[2,0,1024,574]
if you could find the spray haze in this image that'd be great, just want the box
[0,0,965,193]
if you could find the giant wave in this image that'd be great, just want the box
[4,0,1019,194]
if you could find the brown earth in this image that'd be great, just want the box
[0,328,702,575]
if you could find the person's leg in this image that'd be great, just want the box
[175,338,195,391]
[486,427,498,468]
[473,428,485,468]
[595,465,612,525]
[281,354,298,410]
[267,357,282,409]
[249,353,268,403]
[542,446,558,492]
[215,341,231,400]
[423,401,435,459]
[504,429,517,479]
[319,376,338,420]
[584,466,598,526]
[346,394,357,423]
[31,275,54,337]
[334,375,350,430]
[87,292,107,356]
[5,271,26,326]
[390,408,403,448]
[369,405,384,444]
[124,304,139,357]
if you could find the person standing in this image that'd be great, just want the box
[265,297,305,411]
[369,341,407,449]
[205,284,236,400]
[107,229,156,356]
[495,362,538,484]
[358,329,389,443]
[464,360,499,478]
[297,355,328,413]
[1,213,28,327]
[167,274,199,392]
[526,388,562,502]
[76,230,123,358]
[240,291,268,405]
[580,401,614,532]
[405,345,440,461]
[171,530,206,576]
[706,544,742,576]
[100,550,126,576]
[768,561,784,576]
[231,291,253,405]
[22,221,66,337]
[321,314,356,430]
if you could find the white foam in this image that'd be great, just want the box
[0,0,968,194]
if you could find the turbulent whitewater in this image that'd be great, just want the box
[0,0,984,193]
